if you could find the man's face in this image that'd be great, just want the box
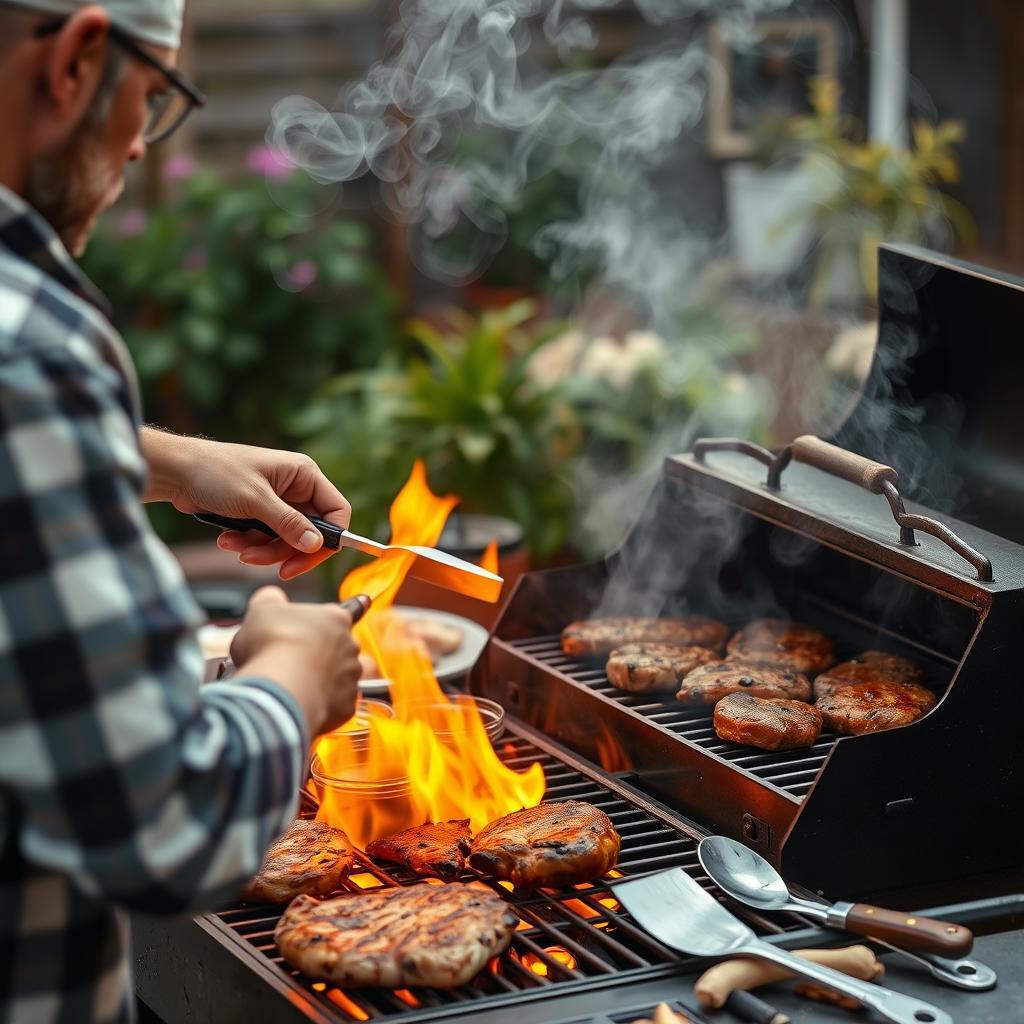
[26,40,177,257]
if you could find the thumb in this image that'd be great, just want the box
[261,495,323,553]
[247,585,289,609]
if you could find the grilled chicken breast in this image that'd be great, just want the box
[404,617,465,658]
[813,650,925,700]
[606,642,719,693]
[469,801,620,888]
[816,679,937,735]
[366,819,472,881]
[275,883,516,988]
[726,619,835,675]
[562,616,728,657]
[713,692,823,750]
[241,819,354,905]
[676,660,812,704]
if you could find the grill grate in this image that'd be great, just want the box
[209,730,807,1022]
[505,634,950,802]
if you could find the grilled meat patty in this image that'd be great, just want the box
[606,642,719,693]
[241,819,354,905]
[469,801,620,888]
[676,660,812,704]
[562,616,728,656]
[726,618,835,675]
[713,692,823,750]
[816,679,937,735]
[366,819,472,881]
[813,650,925,700]
[275,883,516,988]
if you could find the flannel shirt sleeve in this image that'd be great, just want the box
[0,339,309,914]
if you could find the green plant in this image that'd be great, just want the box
[293,301,580,559]
[771,78,974,307]
[82,150,400,450]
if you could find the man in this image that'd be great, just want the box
[0,0,364,1020]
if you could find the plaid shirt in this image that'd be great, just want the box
[0,185,309,1023]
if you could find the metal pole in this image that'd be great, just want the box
[869,0,908,145]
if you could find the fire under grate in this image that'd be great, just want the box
[503,629,952,802]
[207,728,809,1023]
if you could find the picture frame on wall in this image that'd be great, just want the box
[707,17,839,158]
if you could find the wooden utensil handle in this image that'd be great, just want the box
[845,904,973,956]
[791,436,899,493]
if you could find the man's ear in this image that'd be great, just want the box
[37,6,111,132]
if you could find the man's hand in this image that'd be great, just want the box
[141,429,351,580]
[230,587,361,736]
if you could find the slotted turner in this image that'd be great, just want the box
[194,512,503,602]
[613,868,952,1024]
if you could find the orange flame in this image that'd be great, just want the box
[519,947,578,976]
[316,461,544,847]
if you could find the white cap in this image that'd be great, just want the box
[18,0,183,49]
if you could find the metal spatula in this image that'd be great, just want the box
[194,512,503,602]
[613,868,952,1024]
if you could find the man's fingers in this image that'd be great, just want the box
[279,547,335,582]
[260,494,323,554]
[247,585,288,607]
[302,463,352,531]
[239,538,294,566]
[217,529,273,552]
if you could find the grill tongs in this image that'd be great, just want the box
[195,512,503,602]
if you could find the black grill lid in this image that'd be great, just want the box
[833,244,1024,546]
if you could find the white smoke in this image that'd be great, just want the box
[269,0,796,327]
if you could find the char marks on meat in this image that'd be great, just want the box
[813,650,925,700]
[726,619,835,675]
[562,616,728,657]
[469,801,620,888]
[241,819,354,905]
[606,642,719,693]
[676,660,812,704]
[816,679,937,735]
[275,883,516,988]
[714,692,823,750]
[366,819,471,881]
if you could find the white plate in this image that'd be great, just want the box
[359,606,490,696]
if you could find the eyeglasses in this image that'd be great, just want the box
[34,18,206,145]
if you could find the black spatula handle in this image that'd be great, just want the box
[194,512,342,549]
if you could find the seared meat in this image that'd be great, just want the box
[606,642,719,693]
[816,679,937,735]
[676,660,812,704]
[713,692,823,751]
[366,819,472,881]
[241,819,354,905]
[726,619,835,675]
[275,883,516,988]
[562,616,728,657]
[469,801,620,888]
[813,650,925,700]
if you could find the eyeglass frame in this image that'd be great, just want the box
[33,16,206,144]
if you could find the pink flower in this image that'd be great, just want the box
[116,208,147,237]
[162,153,197,182]
[248,145,295,181]
[287,260,318,289]
[183,247,206,271]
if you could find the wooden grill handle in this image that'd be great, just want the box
[842,903,974,957]
[790,436,898,493]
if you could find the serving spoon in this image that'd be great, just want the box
[698,835,995,990]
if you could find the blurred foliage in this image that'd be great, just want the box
[758,78,974,307]
[292,301,579,559]
[82,152,400,449]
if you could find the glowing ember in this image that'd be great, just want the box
[316,461,544,847]
[348,873,383,890]
[393,990,421,1008]
[326,991,368,1019]
[521,947,578,976]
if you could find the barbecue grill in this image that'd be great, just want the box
[471,245,1024,904]
[136,245,1024,1021]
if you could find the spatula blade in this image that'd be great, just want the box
[614,869,752,957]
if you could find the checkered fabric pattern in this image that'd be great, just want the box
[0,185,308,1023]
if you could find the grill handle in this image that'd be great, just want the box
[691,436,994,583]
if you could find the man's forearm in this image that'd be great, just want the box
[139,425,195,504]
